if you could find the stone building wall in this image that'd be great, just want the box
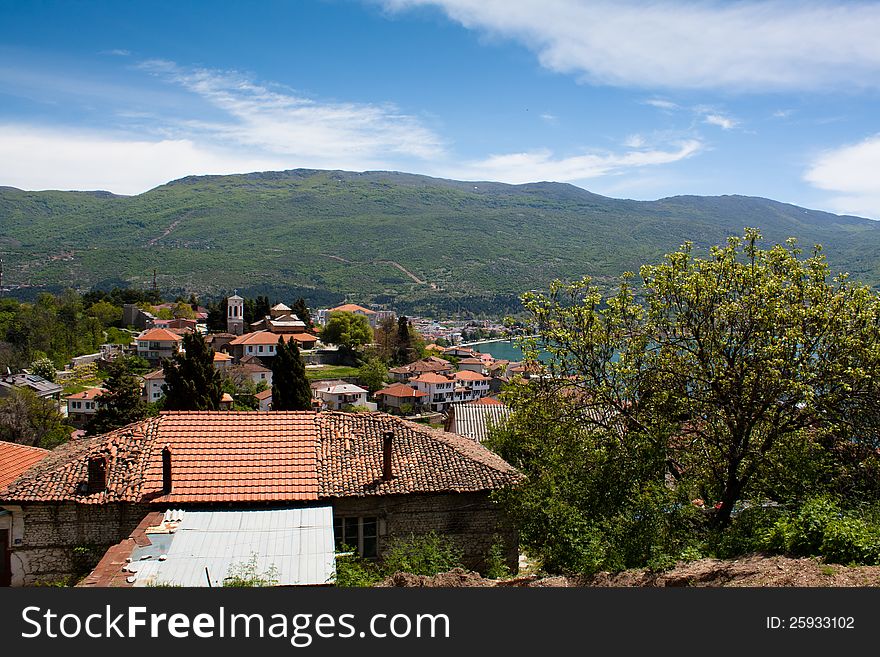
[5,502,150,586]
[332,491,517,572]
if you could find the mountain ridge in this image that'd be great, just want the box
[1,168,878,314]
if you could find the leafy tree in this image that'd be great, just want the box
[270,337,312,411]
[30,357,56,382]
[321,312,373,356]
[87,300,123,328]
[87,360,150,435]
[0,388,72,449]
[292,298,313,330]
[357,357,388,394]
[162,332,222,411]
[515,229,880,530]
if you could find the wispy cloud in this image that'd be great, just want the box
[138,60,446,162]
[443,139,702,185]
[539,112,557,124]
[702,113,737,130]
[99,49,131,57]
[383,0,880,91]
[804,134,880,219]
[644,99,679,111]
[773,109,794,119]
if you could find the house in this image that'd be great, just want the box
[0,373,63,401]
[445,402,512,444]
[219,393,234,410]
[142,369,166,403]
[0,441,49,587]
[314,383,369,410]
[227,331,319,361]
[255,388,272,411]
[452,370,491,402]
[327,303,379,328]
[213,351,234,369]
[443,346,477,358]
[227,361,272,387]
[388,356,452,382]
[410,373,457,412]
[374,383,427,413]
[65,387,105,426]
[0,411,520,586]
[205,332,237,353]
[135,328,183,364]
[457,357,488,375]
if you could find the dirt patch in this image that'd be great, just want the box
[377,557,880,587]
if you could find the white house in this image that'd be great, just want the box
[142,369,166,402]
[65,387,105,426]
[314,383,369,410]
[410,373,457,412]
[255,389,272,411]
[135,328,183,363]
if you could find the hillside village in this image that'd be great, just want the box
[0,289,527,587]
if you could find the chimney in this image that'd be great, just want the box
[87,456,107,493]
[162,446,173,493]
[382,431,394,482]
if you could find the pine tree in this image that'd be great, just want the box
[87,359,149,435]
[162,332,223,411]
[395,315,412,364]
[271,337,312,411]
[292,298,313,330]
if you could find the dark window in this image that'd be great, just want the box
[87,456,107,493]
[334,516,378,558]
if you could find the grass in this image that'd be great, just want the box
[305,365,361,381]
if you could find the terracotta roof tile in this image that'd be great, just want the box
[137,328,184,342]
[1,411,519,504]
[375,383,428,399]
[65,387,106,401]
[0,441,49,490]
[330,304,376,314]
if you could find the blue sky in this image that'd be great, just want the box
[1,0,879,218]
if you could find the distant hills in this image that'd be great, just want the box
[1,168,879,315]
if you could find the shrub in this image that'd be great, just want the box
[334,551,382,587]
[382,531,463,577]
[484,535,513,579]
[223,554,280,587]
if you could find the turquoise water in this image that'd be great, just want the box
[467,339,552,362]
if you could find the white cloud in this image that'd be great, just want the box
[773,109,794,119]
[804,135,880,219]
[702,114,737,130]
[644,99,679,111]
[383,0,880,91]
[0,125,291,195]
[139,60,445,161]
[99,49,131,57]
[443,139,702,184]
[623,134,645,148]
[539,113,557,123]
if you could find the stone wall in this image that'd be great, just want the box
[7,502,150,586]
[333,492,517,573]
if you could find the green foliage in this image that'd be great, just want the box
[484,536,513,579]
[162,332,222,411]
[105,327,133,345]
[333,551,382,587]
[87,300,123,327]
[223,554,280,587]
[271,337,312,411]
[29,357,56,382]
[321,312,373,354]
[381,531,464,577]
[0,388,73,449]
[292,298,313,330]
[357,357,388,394]
[87,359,149,435]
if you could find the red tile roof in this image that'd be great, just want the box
[454,370,490,382]
[473,396,503,406]
[330,304,376,314]
[229,331,318,346]
[0,441,49,490]
[411,373,454,384]
[137,328,184,342]
[65,387,105,401]
[1,412,519,504]
[142,369,166,381]
[375,383,428,399]
[213,352,233,362]
[255,389,272,400]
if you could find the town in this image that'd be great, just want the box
[0,288,528,587]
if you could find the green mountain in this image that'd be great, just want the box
[2,169,879,314]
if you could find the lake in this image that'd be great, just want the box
[466,339,552,362]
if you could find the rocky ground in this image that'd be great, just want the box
[378,555,880,587]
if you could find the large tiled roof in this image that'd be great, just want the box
[137,328,183,342]
[0,441,49,491]
[375,383,427,399]
[454,370,489,382]
[316,413,519,497]
[65,387,106,401]
[330,304,376,314]
[229,331,318,346]
[1,412,518,505]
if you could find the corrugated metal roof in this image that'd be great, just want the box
[448,403,512,443]
[130,507,335,587]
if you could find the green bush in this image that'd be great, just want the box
[334,551,382,587]
[484,536,513,579]
[382,531,463,577]
[223,554,280,587]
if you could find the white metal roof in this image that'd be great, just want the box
[448,403,512,443]
[130,506,335,587]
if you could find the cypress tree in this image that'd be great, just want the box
[87,359,150,435]
[292,298,313,330]
[271,336,312,411]
[162,332,223,410]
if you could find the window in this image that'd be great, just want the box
[334,516,378,558]
[258,346,264,353]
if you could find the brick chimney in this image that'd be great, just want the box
[162,446,173,493]
[382,431,394,482]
